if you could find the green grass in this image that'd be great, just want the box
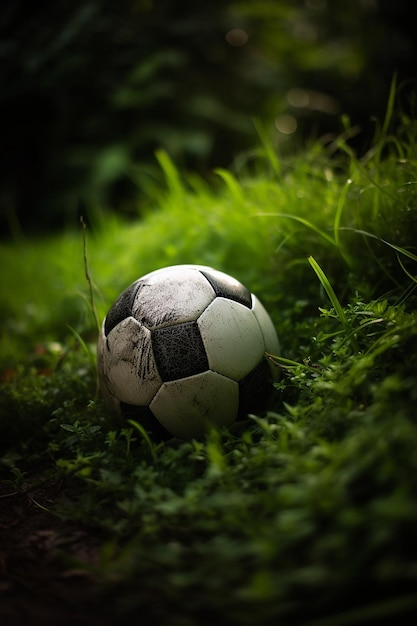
[1,100,417,625]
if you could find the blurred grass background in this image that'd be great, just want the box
[1,0,416,236]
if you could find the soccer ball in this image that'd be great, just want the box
[97,264,279,440]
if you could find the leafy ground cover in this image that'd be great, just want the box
[1,93,417,625]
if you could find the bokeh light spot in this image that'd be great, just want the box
[275,114,297,135]
[225,29,249,47]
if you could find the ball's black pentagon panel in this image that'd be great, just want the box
[152,321,209,381]
[119,402,172,441]
[199,269,252,309]
[104,280,142,336]
[237,357,274,419]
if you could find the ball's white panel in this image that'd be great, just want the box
[97,326,123,415]
[151,370,239,439]
[198,298,265,380]
[251,295,280,356]
[131,267,216,329]
[102,317,162,404]
[139,264,216,281]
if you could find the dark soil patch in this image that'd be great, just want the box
[0,475,112,626]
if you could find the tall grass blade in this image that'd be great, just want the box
[341,228,417,263]
[269,354,323,373]
[67,325,96,367]
[252,118,281,174]
[127,419,158,463]
[257,213,337,248]
[396,253,417,284]
[333,178,352,261]
[381,74,397,139]
[214,168,244,203]
[155,149,183,199]
[81,216,100,333]
[308,255,348,328]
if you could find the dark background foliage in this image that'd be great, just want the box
[0,0,416,235]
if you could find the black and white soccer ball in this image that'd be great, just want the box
[97,264,279,440]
